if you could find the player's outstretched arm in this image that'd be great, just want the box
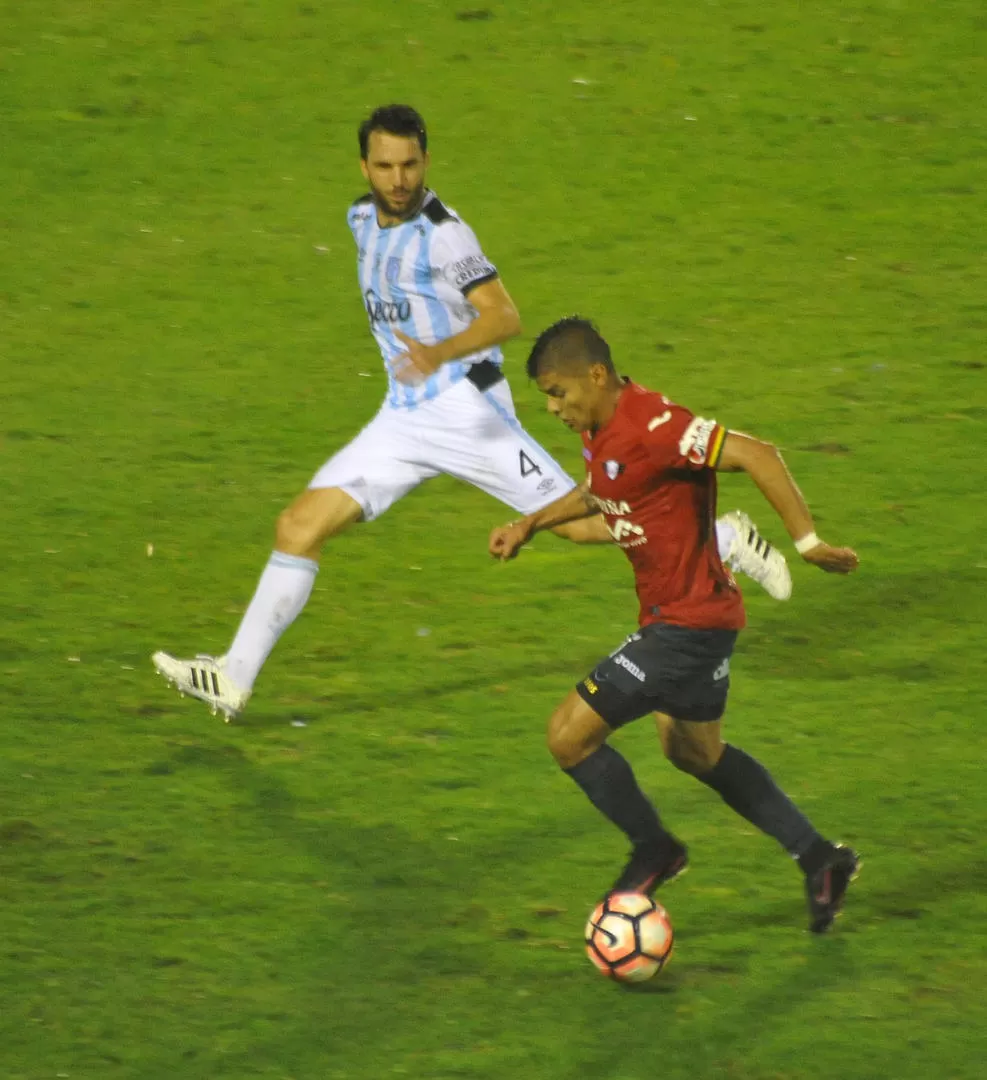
[716,432,859,574]
[394,279,521,382]
[489,483,598,561]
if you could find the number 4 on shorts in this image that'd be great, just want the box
[519,450,543,478]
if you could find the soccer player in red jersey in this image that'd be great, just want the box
[489,317,860,932]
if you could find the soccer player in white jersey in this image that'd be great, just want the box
[152,104,789,720]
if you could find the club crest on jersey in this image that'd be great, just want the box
[385,256,402,285]
[604,460,624,480]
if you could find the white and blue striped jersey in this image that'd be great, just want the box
[347,190,501,410]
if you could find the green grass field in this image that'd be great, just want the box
[3,1,986,1077]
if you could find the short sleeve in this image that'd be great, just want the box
[433,221,499,296]
[347,198,374,242]
[643,402,727,472]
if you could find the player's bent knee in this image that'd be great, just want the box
[275,488,361,556]
[663,737,721,776]
[546,696,608,769]
[546,713,578,768]
[666,749,708,776]
[274,506,314,554]
[548,737,590,770]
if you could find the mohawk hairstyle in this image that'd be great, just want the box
[526,316,615,379]
[358,104,428,158]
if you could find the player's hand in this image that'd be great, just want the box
[489,520,531,561]
[392,328,438,384]
[801,541,859,574]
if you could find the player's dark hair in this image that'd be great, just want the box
[358,104,428,158]
[526,316,615,379]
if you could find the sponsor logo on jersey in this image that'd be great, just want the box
[608,519,646,546]
[448,253,495,288]
[591,496,632,516]
[613,653,646,682]
[603,460,624,480]
[678,416,718,465]
[364,289,411,325]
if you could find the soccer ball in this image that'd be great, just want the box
[584,892,674,983]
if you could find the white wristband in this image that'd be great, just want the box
[795,531,821,555]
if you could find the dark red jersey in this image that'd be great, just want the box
[582,381,745,631]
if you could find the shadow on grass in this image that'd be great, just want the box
[566,937,856,1080]
[228,655,589,729]
[738,565,985,681]
[201,564,987,739]
[678,852,987,942]
[157,734,987,1076]
[160,733,987,929]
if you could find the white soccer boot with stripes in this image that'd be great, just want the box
[151,652,250,722]
[720,509,793,601]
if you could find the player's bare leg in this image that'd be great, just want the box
[273,486,364,559]
[152,486,363,720]
[654,713,725,776]
[656,712,859,931]
[548,692,688,895]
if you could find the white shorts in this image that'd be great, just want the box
[309,377,575,521]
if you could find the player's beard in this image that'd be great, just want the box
[373,181,426,222]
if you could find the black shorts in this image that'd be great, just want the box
[576,623,738,728]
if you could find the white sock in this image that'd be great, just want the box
[225,551,318,691]
[715,519,736,563]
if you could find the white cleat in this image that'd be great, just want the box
[720,510,793,601]
[151,651,251,722]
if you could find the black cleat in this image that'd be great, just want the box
[610,836,689,897]
[804,843,860,933]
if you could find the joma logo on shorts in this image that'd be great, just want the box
[614,654,646,682]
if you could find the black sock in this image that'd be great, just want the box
[564,745,667,848]
[699,744,822,860]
